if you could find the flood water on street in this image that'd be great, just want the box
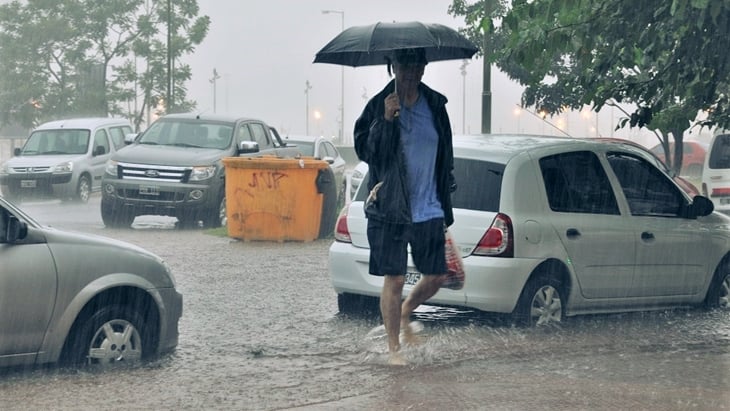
[1,197,729,410]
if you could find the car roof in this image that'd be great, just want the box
[35,117,131,130]
[453,134,597,163]
[161,112,262,123]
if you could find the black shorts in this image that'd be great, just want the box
[367,217,446,276]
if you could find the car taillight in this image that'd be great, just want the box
[472,213,514,257]
[334,207,352,243]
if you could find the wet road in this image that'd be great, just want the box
[1,195,730,410]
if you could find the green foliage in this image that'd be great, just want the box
[450,0,730,175]
[0,0,209,130]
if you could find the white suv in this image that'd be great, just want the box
[0,117,133,202]
[329,135,730,325]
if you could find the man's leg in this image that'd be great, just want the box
[381,275,406,365]
[400,274,445,338]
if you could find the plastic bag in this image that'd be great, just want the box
[442,228,465,290]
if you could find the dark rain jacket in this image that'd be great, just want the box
[353,79,455,226]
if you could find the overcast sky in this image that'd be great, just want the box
[184,0,684,147]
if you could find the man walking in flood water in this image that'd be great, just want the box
[353,47,456,365]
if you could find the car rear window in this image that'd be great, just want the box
[708,134,730,169]
[353,157,504,212]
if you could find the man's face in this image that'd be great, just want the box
[393,62,425,89]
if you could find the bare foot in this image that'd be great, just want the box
[388,352,408,366]
[399,321,426,346]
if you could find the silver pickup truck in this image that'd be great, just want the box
[100,113,302,228]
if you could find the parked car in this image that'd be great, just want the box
[101,113,300,228]
[650,141,708,178]
[329,134,729,326]
[284,135,347,202]
[0,117,133,203]
[701,131,730,214]
[0,195,182,368]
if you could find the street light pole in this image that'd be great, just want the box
[460,59,469,134]
[305,80,312,134]
[322,9,345,144]
[209,68,221,113]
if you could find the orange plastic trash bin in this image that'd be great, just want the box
[222,156,329,242]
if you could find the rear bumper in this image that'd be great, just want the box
[328,241,538,314]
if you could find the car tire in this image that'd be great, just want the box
[513,275,564,326]
[63,304,150,367]
[704,266,730,309]
[76,174,91,203]
[337,293,379,315]
[101,200,134,228]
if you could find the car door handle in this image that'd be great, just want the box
[566,228,581,238]
[641,231,655,241]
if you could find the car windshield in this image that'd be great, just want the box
[20,129,89,155]
[709,134,730,168]
[356,157,504,212]
[138,119,233,149]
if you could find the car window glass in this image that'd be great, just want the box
[607,152,684,217]
[709,134,730,169]
[93,129,110,155]
[539,151,619,215]
[249,123,271,148]
[237,124,253,144]
[452,158,503,212]
[109,126,126,149]
[322,141,336,158]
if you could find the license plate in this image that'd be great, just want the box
[139,185,159,196]
[20,180,36,188]
[405,271,421,285]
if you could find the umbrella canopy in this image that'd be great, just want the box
[313,21,479,67]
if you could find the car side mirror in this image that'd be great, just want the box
[690,195,714,218]
[124,133,138,144]
[5,215,28,243]
[93,145,106,156]
[238,141,259,154]
[13,147,20,156]
[322,156,335,164]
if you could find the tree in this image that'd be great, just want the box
[450,0,730,175]
[0,0,209,130]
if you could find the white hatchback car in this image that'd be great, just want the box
[329,134,730,325]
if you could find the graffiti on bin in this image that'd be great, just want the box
[247,171,288,190]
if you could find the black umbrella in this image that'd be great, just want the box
[313,21,478,67]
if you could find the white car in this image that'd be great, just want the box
[0,117,133,203]
[329,134,730,325]
[702,131,730,214]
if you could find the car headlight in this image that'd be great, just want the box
[53,161,73,173]
[105,160,118,176]
[189,165,216,181]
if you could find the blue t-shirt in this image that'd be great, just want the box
[399,95,444,223]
